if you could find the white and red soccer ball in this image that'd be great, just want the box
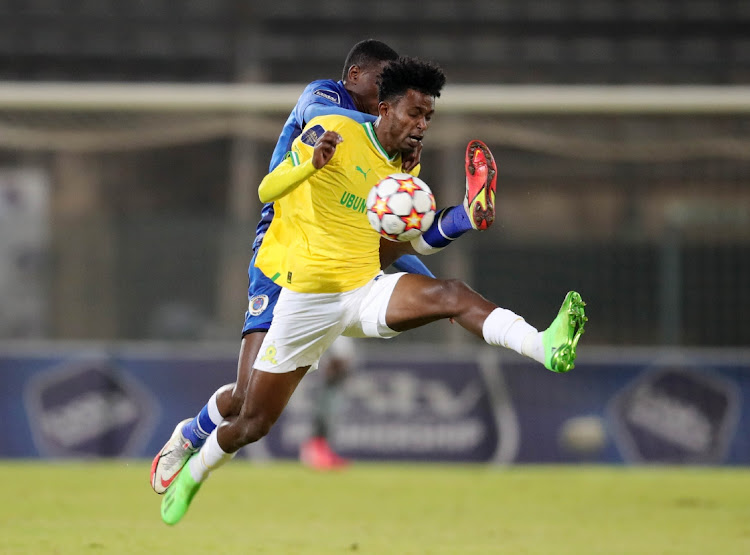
[366,173,436,242]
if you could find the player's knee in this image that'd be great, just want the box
[437,278,472,312]
[226,385,246,417]
[252,415,275,440]
[234,412,275,445]
[215,383,242,417]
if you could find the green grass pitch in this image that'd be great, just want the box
[2,461,749,554]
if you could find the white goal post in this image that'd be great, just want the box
[1,82,749,159]
[0,82,749,114]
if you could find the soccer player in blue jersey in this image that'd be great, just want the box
[158,56,586,526]
[151,40,497,492]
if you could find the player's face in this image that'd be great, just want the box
[348,61,390,116]
[378,89,435,155]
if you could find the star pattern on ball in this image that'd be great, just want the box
[372,196,391,218]
[402,208,424,231]
[396,178,419,196]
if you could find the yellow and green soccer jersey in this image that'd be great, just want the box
[256,114,404,293]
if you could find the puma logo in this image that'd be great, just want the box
[356,166,371,180]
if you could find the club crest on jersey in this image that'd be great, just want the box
[248,294,269,316]
[300,124,327,147]
[313,89,341,104]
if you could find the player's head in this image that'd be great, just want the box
[342,39,399,116]
[375,56,446,156]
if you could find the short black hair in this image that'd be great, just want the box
[341,39,399,81]
[378,56,446,103]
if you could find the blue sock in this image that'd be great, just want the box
[181,403,218,449]
[421,206,473,249]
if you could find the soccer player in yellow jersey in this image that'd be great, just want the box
[255,113,404,293]
[161,57,588,525]
[152,41,494,492]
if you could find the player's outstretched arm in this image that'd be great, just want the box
[258,156,316,203]
[258,131,343,203]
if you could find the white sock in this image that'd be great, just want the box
[188,429,235,483]
[207,390,223,425]
[411,234,445,255]
[521,329,545,365]
[482,308,544,364]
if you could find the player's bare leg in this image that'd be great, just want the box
[217,365,309,452]
[385,275,495,335]
[151,332,265,494]
[385,274,586,372]
[161,364,309,525]
[216,332,268,417]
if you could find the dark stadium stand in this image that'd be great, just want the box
[0,0,748,83]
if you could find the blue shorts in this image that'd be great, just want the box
[242,250,281,336]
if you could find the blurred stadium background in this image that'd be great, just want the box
[1,1,749,466]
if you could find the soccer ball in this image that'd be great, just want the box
[366,173,436,242]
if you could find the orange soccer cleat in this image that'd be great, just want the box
[463,139,497,230]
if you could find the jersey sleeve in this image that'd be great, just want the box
[257,152,316,203]
[305,103,376,124]
[391,254,434,277]
[258,115,350,203]
[294,80,363,127]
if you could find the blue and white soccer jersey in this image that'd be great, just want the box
[242,251,280,335]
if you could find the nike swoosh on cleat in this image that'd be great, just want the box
[160,471,179,489]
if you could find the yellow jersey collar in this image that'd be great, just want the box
[363,122,398,162]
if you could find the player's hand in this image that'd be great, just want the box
[313,131,343,169]
[401,141,422,172]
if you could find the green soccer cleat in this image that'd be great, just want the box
[160,455,202,526]
[542,291,588,373]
